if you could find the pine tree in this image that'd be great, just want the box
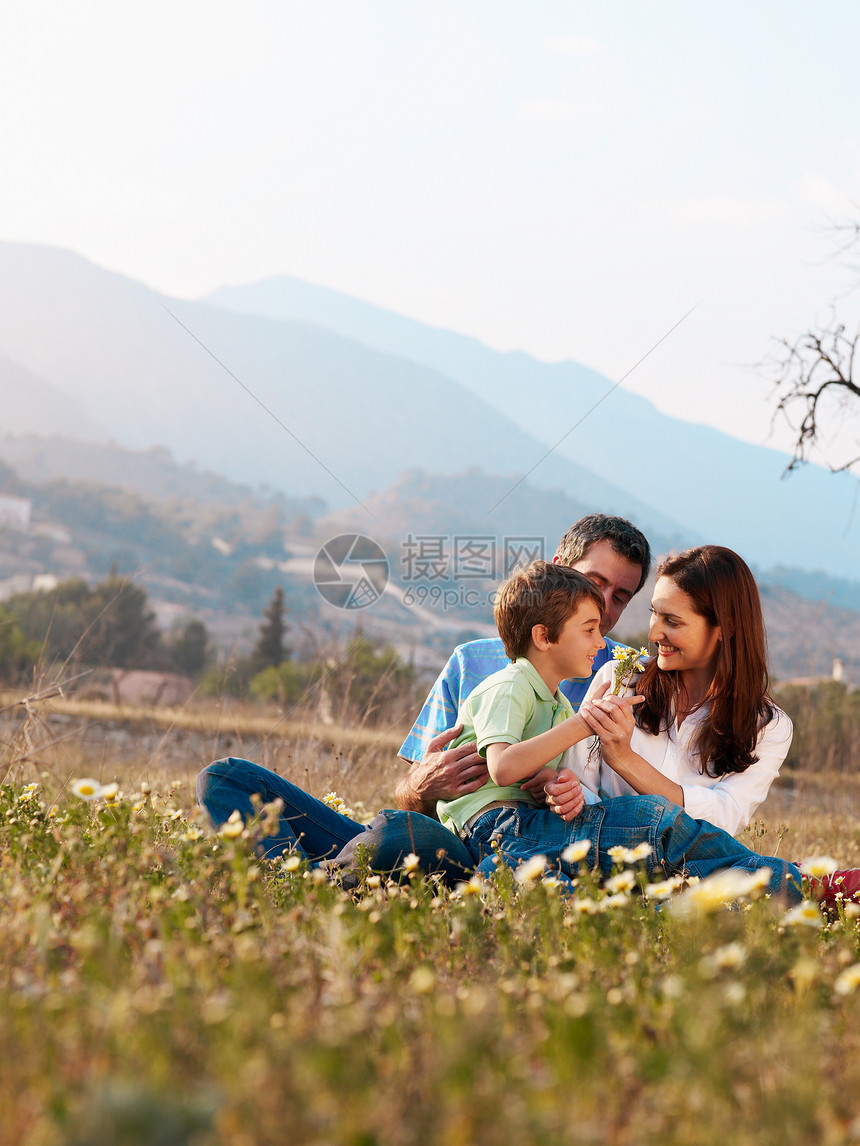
[253,586,288,670]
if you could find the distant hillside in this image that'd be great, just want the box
[206,274,860,581]
[0,241,686,548]
[0,355,105,440]
[0,436,325,516]
[316,468,685,560]
[0,241,857,581]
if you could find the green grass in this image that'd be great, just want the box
[3,772,860,1146]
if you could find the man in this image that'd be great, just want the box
[394,514,650,823]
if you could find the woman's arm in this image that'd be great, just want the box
[584,699,794,837]
[580,697,685,809]
[678,711,794,836]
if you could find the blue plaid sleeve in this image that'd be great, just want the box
[398,639,511,762]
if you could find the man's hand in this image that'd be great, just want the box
[520,766,557,806]
[544,768,585,822]
[395,725,489,816]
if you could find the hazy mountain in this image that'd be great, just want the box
[0,435,323,515]
[0,240,857,583]
[206,275,860,580]
[0,354,105,439]
[0,241,689,545]
[316,468,683,565]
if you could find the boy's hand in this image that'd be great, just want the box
[544,768,585,822]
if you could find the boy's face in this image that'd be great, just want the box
[545,599,606,680]
[559,539,642,636]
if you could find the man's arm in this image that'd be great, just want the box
[395,726,489,817]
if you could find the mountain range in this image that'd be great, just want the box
[0,240,857,587]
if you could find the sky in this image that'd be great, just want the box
[2,0,859,463]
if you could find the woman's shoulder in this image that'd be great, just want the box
[759,700,793,743]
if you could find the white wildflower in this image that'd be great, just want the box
[453,874,486,897]
[605,870,636,894]
[834,963,860,996]
[611,646,648,695]
[323,791,356,818]
[561,839,592,864]
[219,810,245,839]
[603,893,631,909]
[782,900,823,929]
[801,855,840,878]
[713,942,747,969]
[515,855,548,883]
[669,867,772,918]
[70,778,103,802]
[645,874,686,900]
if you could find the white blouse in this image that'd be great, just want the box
[569,662,794,837]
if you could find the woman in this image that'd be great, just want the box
[557,545,790,836]
[544,545,856,906]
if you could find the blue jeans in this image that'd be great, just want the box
[463,795,802,903]
[196,758,474,885]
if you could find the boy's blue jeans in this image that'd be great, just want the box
[463,799,802,902]
[197,758,802,903]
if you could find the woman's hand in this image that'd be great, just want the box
[543,768,585,822]
[578,694,643,767]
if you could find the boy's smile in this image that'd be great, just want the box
[542,601,606,687]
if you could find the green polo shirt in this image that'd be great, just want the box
[437,657,575,834]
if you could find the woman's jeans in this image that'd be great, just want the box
[463,798,802,902]
[197,758,802,903]
[196,757,474,885]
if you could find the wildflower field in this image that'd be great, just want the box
[3,698,860,1146]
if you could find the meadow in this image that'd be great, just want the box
[2,691,860,1146]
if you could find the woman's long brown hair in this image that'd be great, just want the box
[635,545,775,777]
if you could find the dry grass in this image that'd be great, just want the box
[0,690,409,817]
[3,691,860,1145]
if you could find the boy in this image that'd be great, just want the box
[437,561,609,843]
[439,561,802,900]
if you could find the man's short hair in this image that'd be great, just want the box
[494,561,605,660]
[555,514,651,593]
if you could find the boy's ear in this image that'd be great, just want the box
[531,623,551,650]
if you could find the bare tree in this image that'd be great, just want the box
[769,216,860,475]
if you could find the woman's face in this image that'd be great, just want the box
[649,575,722,679]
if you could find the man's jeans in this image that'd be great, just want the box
[196,758,474,885]
[463,796,802,903]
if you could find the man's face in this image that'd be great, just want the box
[557,538,643,637]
